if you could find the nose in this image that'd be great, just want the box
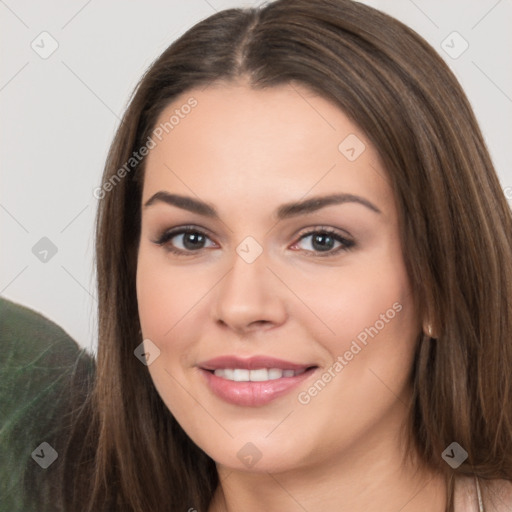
[212,246,288,334]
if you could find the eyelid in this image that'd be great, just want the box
[152,224,215,246]
[294,224,353,240]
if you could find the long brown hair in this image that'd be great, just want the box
[62,0,512,510]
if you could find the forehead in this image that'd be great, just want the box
[141,82,393,218]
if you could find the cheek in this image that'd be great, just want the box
[288,247,419,419]
[136,258,173,340]
[300,258,417,402]
[135,253,202,416]
[135,249,222,387]
[288,256,414,352]
[136,251,206,340]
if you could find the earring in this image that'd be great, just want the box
[425,324,434,338]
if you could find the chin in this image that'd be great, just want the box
[200,435,316,475]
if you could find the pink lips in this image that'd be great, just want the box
[198,355,317,407]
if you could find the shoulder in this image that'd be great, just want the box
[481,478,512,512]
[454,476,512,512]
[0,297,95,381]
[454,475,480,511]
[1,297,81,360]
[0,298,95,511]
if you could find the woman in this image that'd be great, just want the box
[62,0,512,510]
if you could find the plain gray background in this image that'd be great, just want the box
[1,0,511,353]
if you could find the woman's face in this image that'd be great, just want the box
[136,80,420,473]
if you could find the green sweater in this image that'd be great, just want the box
[0,298,95,511]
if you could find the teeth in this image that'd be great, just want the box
[233,369,250,381]
[268,368,283,380]
[212,367,306,382]
[250,368,269,381]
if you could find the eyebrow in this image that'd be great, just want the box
[143,191,382,219]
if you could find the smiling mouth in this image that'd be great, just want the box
[200,365,318,406]
[207,367,316,382]
[198,355,319,406]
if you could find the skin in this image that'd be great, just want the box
[136,79,447,512]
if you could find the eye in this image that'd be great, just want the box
[291,227,355,256]
[152,225,355,258]
[152,226,216,256]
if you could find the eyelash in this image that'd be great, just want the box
[152,225,355,258]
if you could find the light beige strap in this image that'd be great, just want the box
[475,476,484,512]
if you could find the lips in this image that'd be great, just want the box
[198,355,318,407]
